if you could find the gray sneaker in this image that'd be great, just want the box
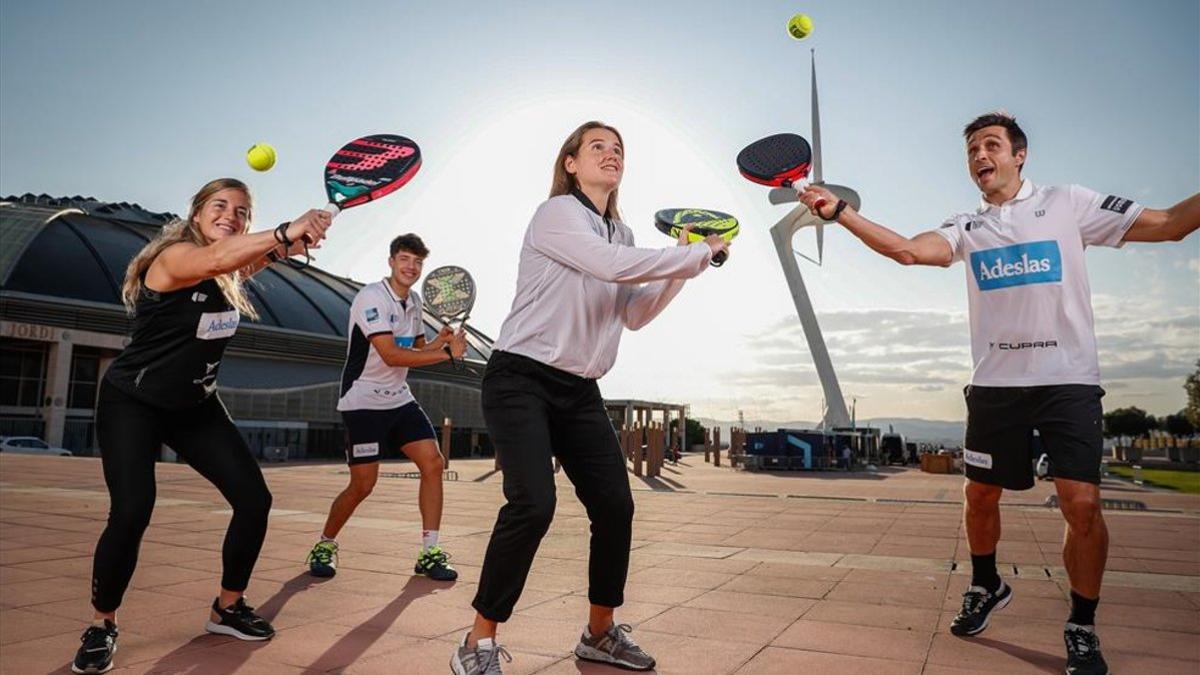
[574,623,655,671]
[450,631,512,675]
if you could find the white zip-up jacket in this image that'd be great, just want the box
[493,191,713,378]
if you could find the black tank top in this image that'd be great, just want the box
[105,278,241,409]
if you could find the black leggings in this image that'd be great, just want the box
[91,380,272,613]
[472,351,634,622]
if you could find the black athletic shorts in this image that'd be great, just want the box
[963,384,1105,490]
[341,402,437,466]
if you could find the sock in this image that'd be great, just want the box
[319,535,336,545]
[970,552,1001,592]
[422,530,439,551]
[92,618,110,628]
[476,637,495,651]
[586,621,612,637]
[1068,591,1099,626]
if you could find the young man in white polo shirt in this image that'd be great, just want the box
[306,234,467,582]
[800,112,1197,675]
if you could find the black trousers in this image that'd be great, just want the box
[472,351,634,622]
[91,380,272,613]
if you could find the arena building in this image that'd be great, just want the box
[0,194,494,460]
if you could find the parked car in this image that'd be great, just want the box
[0,436,73,457]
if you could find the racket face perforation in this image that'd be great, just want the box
[736,133,812,187]
[325,134,421,209]
[422,265,476,321]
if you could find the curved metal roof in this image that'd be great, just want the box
[0,194,493,360]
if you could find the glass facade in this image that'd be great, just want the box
[68,347,102,410]
[0,340,46,407]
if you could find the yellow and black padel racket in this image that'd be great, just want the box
[653,208,739,267]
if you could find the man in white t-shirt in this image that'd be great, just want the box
[800,112,1198,675]
[305,234,467,582]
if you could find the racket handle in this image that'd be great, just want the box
[298,203,341,244]
[711,250,728,267]
[287,204,339,245]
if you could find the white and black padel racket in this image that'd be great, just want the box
[422,265,476,370]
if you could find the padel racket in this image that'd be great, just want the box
[324,134,421,215]
[281,134,422,269]
[737,133,812,189]
[422,265,476,370]
[653,209,739,267]
[738,132,857,215]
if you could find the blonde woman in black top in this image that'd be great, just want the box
[71,178,330,674]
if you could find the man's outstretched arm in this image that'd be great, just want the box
[800,185,953,266]
[1123,193,1200,243]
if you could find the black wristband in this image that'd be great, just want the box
[274,222,292,246]
[830,199,848,221]
[442,344,453,360]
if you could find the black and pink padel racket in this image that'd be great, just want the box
[323,134,422,215]
[282,134,422,269]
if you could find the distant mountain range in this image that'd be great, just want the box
[697,417,967,446]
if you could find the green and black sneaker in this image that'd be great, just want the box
[415,545,458,581]
[306,539,338,578]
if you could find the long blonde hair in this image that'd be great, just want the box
[121,178,258,319]
[550,121,624,220]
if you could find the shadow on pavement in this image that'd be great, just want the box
[304,575,445,671]
[143,571,331,672]
[965,635,1063,673]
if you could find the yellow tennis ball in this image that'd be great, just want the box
[787,13,813,40]
[246,143,276,172]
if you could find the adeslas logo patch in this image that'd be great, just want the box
[970,240,1062,291]
[196,310,240,340]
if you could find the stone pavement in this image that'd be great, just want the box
[2,453,1197,674]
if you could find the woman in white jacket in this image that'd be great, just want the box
[451,121,728,675]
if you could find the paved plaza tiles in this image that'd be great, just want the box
[1,453,1197,673]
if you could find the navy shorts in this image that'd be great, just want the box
[963,384,1105,490]
[341,402,437,466]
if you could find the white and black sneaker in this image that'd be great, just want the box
[204,597,275,641]
[950,581,1013,636]
[1064,623,1108,674]
[71,620,118,674]
[450,631,512,675]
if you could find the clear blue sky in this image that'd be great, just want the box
[2,0,1197,421]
